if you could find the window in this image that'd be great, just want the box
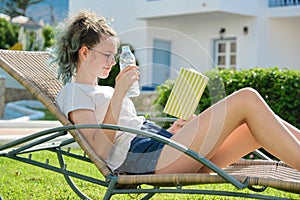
[214,39,237,69]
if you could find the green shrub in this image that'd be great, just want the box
[154,67,300,129]
[42,25,55,50]
[98,43,137,88]
[0,18,18,49]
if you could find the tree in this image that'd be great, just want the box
[4,0,44,17]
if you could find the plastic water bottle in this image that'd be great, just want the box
[119,45,140,97]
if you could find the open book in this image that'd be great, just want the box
[163,67,209,120]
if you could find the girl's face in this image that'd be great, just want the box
[87,37,118,79]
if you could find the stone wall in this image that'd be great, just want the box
[5,88,35,103]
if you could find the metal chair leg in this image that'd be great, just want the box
[57,151,91,200]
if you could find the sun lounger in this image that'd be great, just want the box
[0,49,299,199]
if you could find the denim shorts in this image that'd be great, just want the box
[115,120,173,175]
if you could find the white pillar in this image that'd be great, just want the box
[0,75,5,118]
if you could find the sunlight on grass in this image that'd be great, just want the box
[0,149,299,199]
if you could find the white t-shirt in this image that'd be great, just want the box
[56,82,145,171]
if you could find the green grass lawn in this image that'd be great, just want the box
[35,108,57,120]
[0,149,299,200]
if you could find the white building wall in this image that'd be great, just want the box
[135,0,262,19]
[235,18,259,68]
[258,18,300,69]
[66,0,300,85]
[146,14,262,79]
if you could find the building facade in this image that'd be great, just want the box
[69,0,300,91]
[2,0,300,92]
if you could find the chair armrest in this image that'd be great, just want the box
[66,123,249,189]
[0,123,248,189]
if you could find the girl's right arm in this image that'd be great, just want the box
[69,65,139,159]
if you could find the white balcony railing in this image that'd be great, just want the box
[269,0,300,7]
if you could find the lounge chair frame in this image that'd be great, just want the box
[0,50,299,199]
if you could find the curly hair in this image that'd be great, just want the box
[52,11,116,85]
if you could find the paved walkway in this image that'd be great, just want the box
[0,120,62,145]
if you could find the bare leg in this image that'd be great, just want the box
[155,88,300,173]
[200,117,300,173]
[279,116,300,141]
[198,123,260,173]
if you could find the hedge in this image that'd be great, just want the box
[153,67,300,129]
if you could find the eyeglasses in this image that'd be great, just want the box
[89,48,118,64]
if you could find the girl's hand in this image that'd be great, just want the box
[115,65,139,97]
[167,114,197,134]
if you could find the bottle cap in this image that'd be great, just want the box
[122,45,130,51]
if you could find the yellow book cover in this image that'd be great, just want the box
[163,67,209,120]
